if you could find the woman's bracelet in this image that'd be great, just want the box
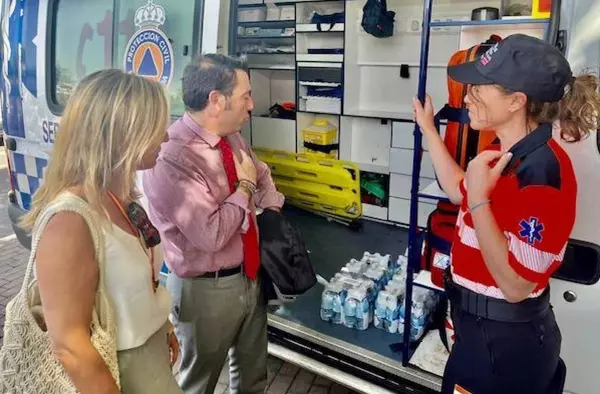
[469,199,491,213]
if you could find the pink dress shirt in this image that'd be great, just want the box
[142,113,285,278]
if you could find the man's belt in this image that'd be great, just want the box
[197,265,242,279]
[443,270,550,323]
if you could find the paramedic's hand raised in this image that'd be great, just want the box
[234,149,257,185]
[412,95,436,135]
[466,150,513,205]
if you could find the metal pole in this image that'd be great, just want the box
[402,0,434,366]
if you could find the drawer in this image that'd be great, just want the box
[423,124,447,151]
[388,197,436,227]
[389,173,434,199]
[389,148,436,179]
[362,203,388,221]
[392,122,447,151]
[392,121,414,149]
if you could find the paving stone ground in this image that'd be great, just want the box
[0,150,354,394]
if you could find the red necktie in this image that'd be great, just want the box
[217,138,260,280]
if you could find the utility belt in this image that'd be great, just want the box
[443,269,550,323]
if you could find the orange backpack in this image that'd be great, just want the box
[435,34,502,170]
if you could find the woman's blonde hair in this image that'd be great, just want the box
[20,69,169,230]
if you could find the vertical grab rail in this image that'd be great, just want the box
[402,0,434,366]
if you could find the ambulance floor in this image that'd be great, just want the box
[271,206,409,366]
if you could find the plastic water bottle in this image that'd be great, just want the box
[343,297,359,329]
[321,282,344,323]
[320,285,336,322]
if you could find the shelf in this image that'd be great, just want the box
[238,35,295,39]
[239,20,296,28]
[344,108,413,121]
[430,18,550,27]
[418,181,449,202]
[296,53,343,63]
[243,51,295,55]
[299,81,341,87]
[296,23,344,33]
[413,270,444,293]
[356,162,389,175]
[248,64,295,70]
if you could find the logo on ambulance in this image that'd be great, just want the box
[123,0,173,86]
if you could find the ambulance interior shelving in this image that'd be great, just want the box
[223,0,600,392]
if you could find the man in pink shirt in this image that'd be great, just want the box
[143,54,284,394]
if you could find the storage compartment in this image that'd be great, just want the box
[251,117,297,152]
[388,197,436,227]
[361,172,389,208]
[236,36,295,55]
[296,32,344,63]
[389,148,436,179]
[389,174,435,200]
[249,69,296,151]
[250,69,295,116]
[298,65,343,115]
[238,7,267,22]
[295,1,345,25]
[339,116,391,174]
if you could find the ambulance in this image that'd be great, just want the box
[2,0,599,393]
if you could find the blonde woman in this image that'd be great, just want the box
[20,69,182,394]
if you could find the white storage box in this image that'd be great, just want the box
[279,5,295,20]
[304,96,341,114]
[239,8,267,22]
[266,5,281,20]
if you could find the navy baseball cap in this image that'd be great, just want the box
[448,34,573,102]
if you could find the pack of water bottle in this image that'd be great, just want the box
[398,287,439,342]
[320,251,409,331]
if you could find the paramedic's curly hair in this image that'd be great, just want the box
[20,69,169,230]
[527,73,600,142]
[494,72,600,142]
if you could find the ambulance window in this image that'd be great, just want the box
[115,0,199,116]
[50,0,115,109]
[552,240,600,285]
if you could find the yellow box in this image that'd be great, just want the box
[302,120,338,158]
[531,0,552,19]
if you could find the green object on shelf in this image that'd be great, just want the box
[361,178,386,200]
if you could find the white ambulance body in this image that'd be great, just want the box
[2,0,599,393]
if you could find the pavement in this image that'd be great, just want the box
[0,149,353,394]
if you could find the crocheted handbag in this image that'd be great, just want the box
[0,194,119,393]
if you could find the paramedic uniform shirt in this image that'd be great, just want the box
[450,123,577,299]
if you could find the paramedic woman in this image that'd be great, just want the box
[413,34,600,394]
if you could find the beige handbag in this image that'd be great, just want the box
[0,194,120,393]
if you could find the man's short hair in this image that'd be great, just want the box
[182,54,249,112]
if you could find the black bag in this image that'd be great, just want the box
[311,11,344,32]
[257,209,316,303]
[361,0,395,38]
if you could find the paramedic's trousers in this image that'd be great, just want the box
[166,271,268,394]
[441,303,565,394]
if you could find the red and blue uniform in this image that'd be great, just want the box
[442,123,576,394]
[450,123,577,299]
